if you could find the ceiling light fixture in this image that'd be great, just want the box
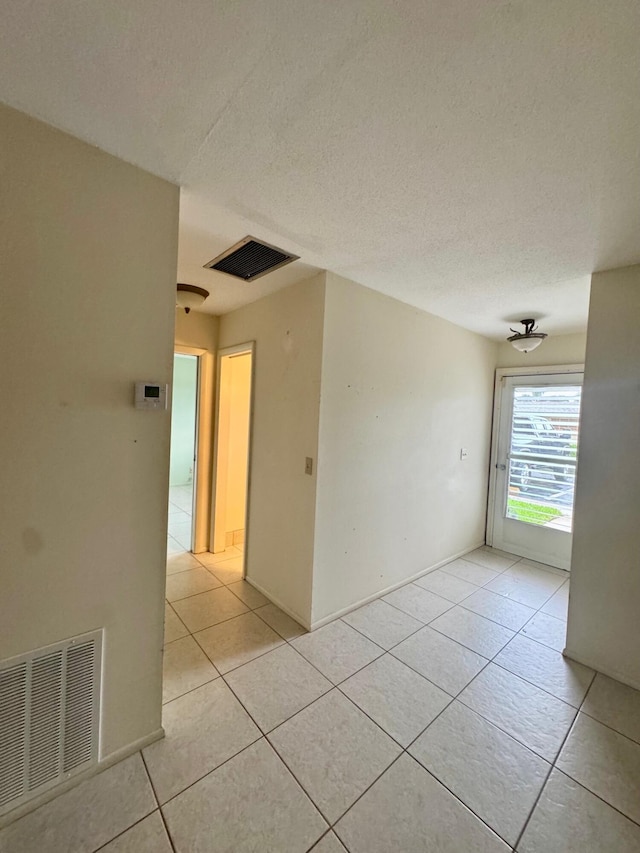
[507,318,547,353]
[176,283,209,314]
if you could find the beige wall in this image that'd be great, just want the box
[218,274,326,625]
[311,274,498,624]
[174,309,219,352]
[566,265,640,689]
[497,332,587,369]
[174,310,219,552]
[0,106,179,763]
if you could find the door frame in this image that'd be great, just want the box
[174,345,213,554]
[486,363,585,553]
[210,342,256,577]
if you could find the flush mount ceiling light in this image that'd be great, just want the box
[507,318,548,353]
[176,283,209,314]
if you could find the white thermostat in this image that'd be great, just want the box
[135,381,168,410]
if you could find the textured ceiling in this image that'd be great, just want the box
[2,0,639,338]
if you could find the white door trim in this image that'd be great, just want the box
[486,363,585,548]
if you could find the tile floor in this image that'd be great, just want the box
[3,546,640,852]
[167,484,195,553]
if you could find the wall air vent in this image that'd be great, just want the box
[203,236,299,281]
[0,630,102,817]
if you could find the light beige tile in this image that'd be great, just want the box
[515,559,569,580]
[557,713,640,824]
[269,690,400,824]
[311,831,348,852]
[166,552,201,575]
[195,611,284,673]
[410,701,549,846]
[485,574,553,609]
[168,520,193,545]
[0,754,155,853]
[143,679,260,803]
[461,588,536,631]
[292,620,382,684]
[334,754,509,853]
[165,566,222,602]
[391,626,488,695]
[441,557,500,586]
[341,654,451,747]
[162,739,327,852]
[225,645,332,732]
[458,663,576,761]
[255,603,307,640]
[342,599,423,649]
[518,769,640,853]
[520,611,567,652]
[494,635,594,707]
[465,547,520,572]
[503,563,566,594]
[99,812,172,853]
[582,672,640,745]
[195,548,241,568]
[162,634,219,704]
[383,583,452,623]
[430,606,515,658]
[227,579,269,609]
[171,586,249,633]
[540,581,570,620]
[500,562,567,600]
[414,569,479,603]
[166,536,185,556]
[208,557,244,584]
[164,602,189,644]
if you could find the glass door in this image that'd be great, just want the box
[489,371,583,570]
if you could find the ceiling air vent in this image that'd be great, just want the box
[0,630,102,817]
[204,236,299,282]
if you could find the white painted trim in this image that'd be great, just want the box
[309,541,485,631]
[495,364,585,379]
[563,647,640,693]
[244,576,310,630]
[0,728,164,829]
[174,344,207,357]
[486,364,585,560]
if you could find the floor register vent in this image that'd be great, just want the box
[0,629,102,817]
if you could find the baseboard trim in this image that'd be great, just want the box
[244,576,310,631]
[563,647,640,692]
[0,727,165,829]
[309,541,486,631]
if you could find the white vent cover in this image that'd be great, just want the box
[0,630,102,817]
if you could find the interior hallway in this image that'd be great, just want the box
[2,545,640,851]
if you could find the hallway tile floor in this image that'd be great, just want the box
[3,546,640,852]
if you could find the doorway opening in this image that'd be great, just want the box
[211,344,254,574]
[167,353,198,553]
[487,365,584,570]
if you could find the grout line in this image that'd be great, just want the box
[304,828,334,852]
[172,601,254,636]
[157,735,265,811]
[381,591,457,625]
[338,614,427,654]
[158,549,640,848]
[139,752,178,853]
[161,672,221,708]
[192,630,286,676]
[91,808,161,853]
